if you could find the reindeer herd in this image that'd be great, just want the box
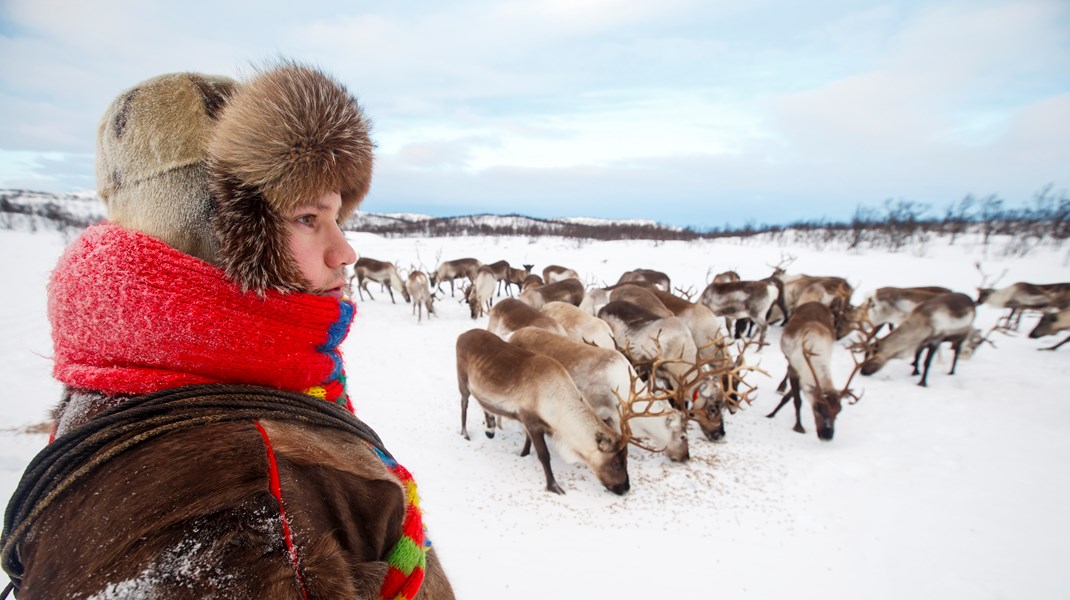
[347,254,1070,495]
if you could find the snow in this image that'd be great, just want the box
[2,227,1070,599]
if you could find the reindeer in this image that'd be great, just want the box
[698,280,780,345]
[432,258,482,297]
[519,278,585,309]
[520,273,544,293]
[712,270,740,284]
[543,265,580,283]
[860,292,983,387]
[616,269,671,291]
[405,270,435,323]
[651,289,725,362]
[487,298,567,339]
[464,266,498,319]
[767,302,863,440]
[597,300,726,441]
[1028,307,1070,350]
[503,263,534,297]
[976,282,1070,330]
[484,260,516,297]
[854,286,952,335]
[455,328,630,495]
[508,327,689,461]
[540,301,617,349]
[348,257,409,304]
[608,284,675,318]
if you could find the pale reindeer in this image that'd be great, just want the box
[615,269,671,291]
[853,286,952,335]
[508,326,690,462]
[540,301,616,349]
[860,292,984,387]
[432,257,482,297]
[597,300,726,441]
[464,266,498,319]
[455,328,630,495]
[543,265,580,283]
[405,270,435,323]
[699,279,780,345]
[520,273,544,293]
[487,298,567,340]
[1028,307,1070,350]
[519,278,585,309]
[348,257,409,304]
[651,289,725,362]
[767,302,863,441]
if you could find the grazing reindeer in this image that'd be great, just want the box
[543,265,580,283]
[520,273,544,293]
[855,286,952,335]
[598,300,726,441]
[487,298,567,339]
[405,270,435,322]
[455,329,630,495]
[699,280,780,345]
[540,301,617,349]
[609,284,675,318]
[348,257,409,303]
[1029,307,1070,350]
[465,266,498,319]
[519,278,585,309]
[651,289,725,362]
[503,263,534,297]
[508,327,690,461]
[767,302,863,441]
[861,292,983,387]
[976,282,1070,330]
[432,258,482,297]
[778,275,855,336]
[616,269,671,291]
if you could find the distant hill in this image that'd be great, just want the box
[0,189,696,240]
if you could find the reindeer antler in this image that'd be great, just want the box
[611,368,674,453]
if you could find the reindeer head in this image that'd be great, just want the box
[589,429,630,495]
[802,343,864,442]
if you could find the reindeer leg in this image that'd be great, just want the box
[484,412,496,439]
[1043,333,1070,351]
[949,339,963,375]
[520,435,531,457]
[791,382,806,434]
[918,344,937,387]
[776,373,789,393]
[911,346,924,375]
[459,387,470,441]
[525,426,565,495]
[362,282,375,301]
[387,286,396,304]
[767,389,793,418]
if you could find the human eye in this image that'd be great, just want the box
[295,213,316,228]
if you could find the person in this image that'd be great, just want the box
[0,63,454,599]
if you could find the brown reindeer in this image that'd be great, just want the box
[519,278,585,309]
[861,292,983,387]
[616,269,671,291]
[348,257,410,304]
[508,327,690,462]
[767,302,863,440]
[542,265,580,283]
[405,270,435,323]
[503,263,534,297]
[598,300,726,441]
[520,273,544,293]
[455,329,630,495]
[487,298,567,339]
[1029,307,1070,350]
[431,258,481,297]
[977,281,1070,330]
[609,284,675,318]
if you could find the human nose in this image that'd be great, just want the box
[329,224,357,268]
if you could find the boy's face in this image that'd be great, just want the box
[286,191,356,298]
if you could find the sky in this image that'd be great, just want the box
[1,0,1068,229]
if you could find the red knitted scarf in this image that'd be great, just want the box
[49,223,355,407]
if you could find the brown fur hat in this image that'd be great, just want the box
[96,73,237,262]
[207,62,374,293]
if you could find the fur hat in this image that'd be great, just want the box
[207,62,374,293]
[96,73,238,263]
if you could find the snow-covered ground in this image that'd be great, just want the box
[2,227,1069,599]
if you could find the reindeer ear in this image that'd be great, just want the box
[595,430,615,452]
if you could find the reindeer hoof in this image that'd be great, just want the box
[793,425,806,434]
[917,381,928,387]
[485,431,495,439]
[547,482,566,495]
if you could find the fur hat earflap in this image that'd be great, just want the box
[96,73,237,262]
[207,61,374,293]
